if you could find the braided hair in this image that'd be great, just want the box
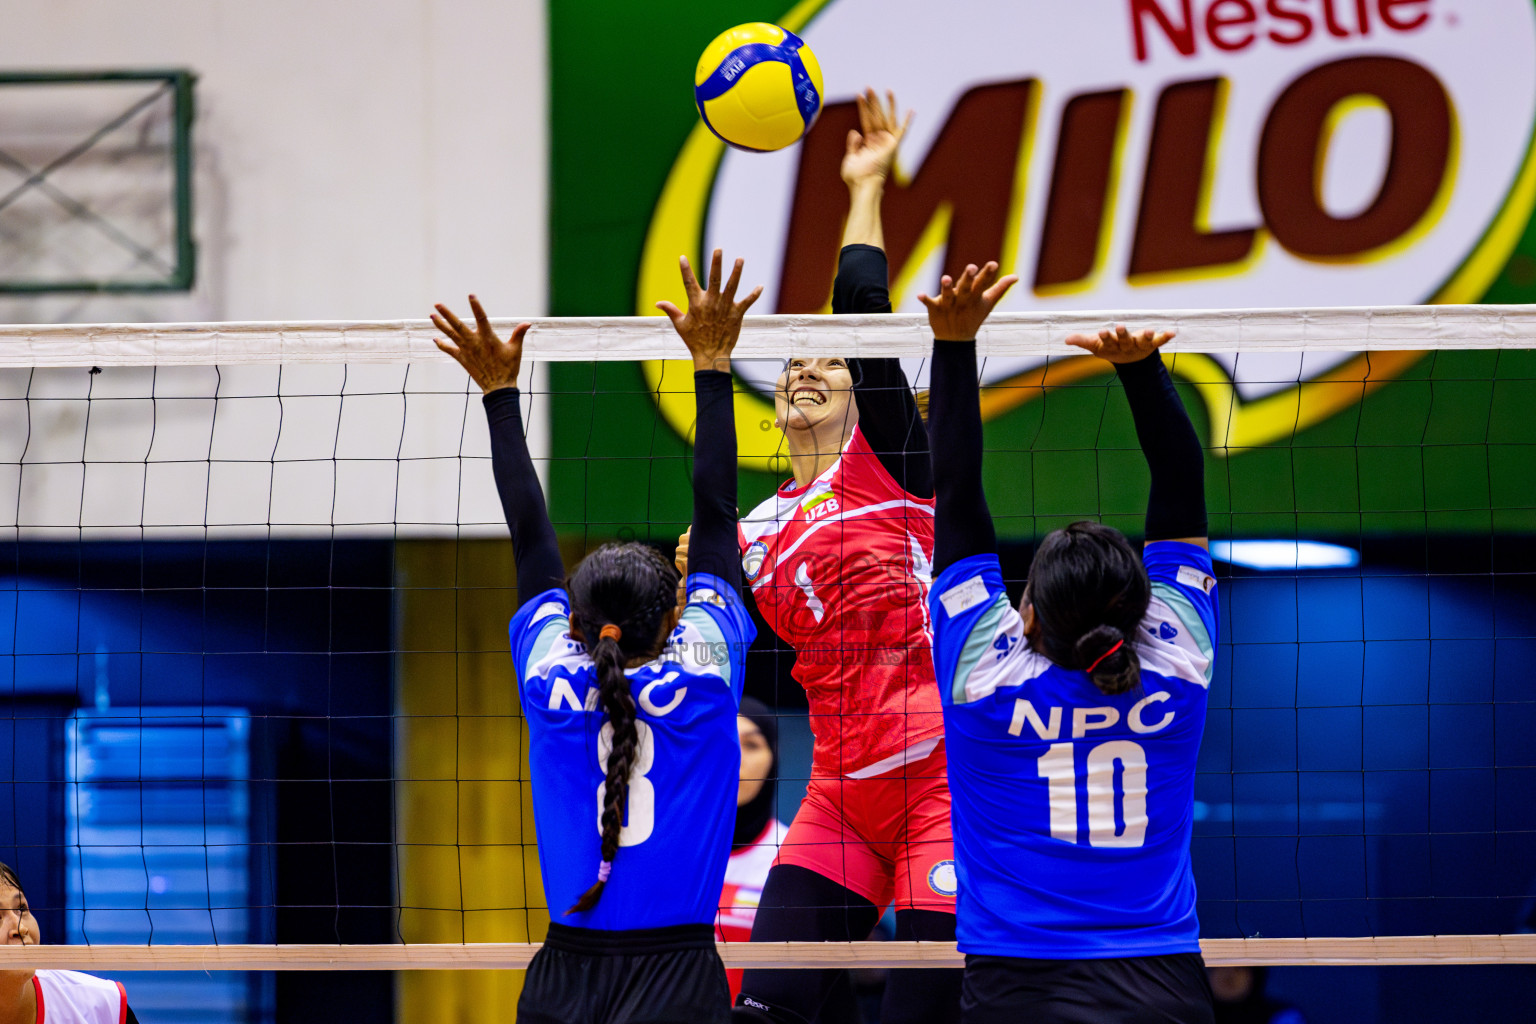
[1026,521,1151,695]
[565,542,681,914]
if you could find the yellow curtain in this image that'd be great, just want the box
[394,539,546,1022]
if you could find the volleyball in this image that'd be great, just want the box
[693,22,824,152]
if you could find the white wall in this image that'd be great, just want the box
[0,0,550,538]
[0,0,547,324]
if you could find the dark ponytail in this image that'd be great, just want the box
[564,542,680,914]
[1026,521,1150,696]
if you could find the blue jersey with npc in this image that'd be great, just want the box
[510,572,756,931]
[930,542,1218,959]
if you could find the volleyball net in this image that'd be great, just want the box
[1,307,1534,976]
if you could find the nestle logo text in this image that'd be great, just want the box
[1130,0,1434,62]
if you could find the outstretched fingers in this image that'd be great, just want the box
[722,257,744,304]
[655,300,684,325]
[1064,332,1102,355]
[433,303,472,343]
[734,283,764,315]
[428,318,461,358]
[1067,324,1177,360]
[706,249,724,295]
[917,274,955,313]
[885,91,913,141]
[982,272,1019,307]
[971,261,1000,294]
[954,264,981,302]
[678,255,703,303]
[429,312,454,341]
[469,295,494,338]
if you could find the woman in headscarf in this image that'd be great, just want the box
[716,697,788,1002]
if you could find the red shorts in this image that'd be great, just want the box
[774,742,956,912]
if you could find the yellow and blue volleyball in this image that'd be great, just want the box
[694,23,824,153]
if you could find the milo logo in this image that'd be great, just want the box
[639,0,1536,470]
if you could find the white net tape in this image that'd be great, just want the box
[2,305,1535,365]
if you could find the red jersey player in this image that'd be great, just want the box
[729,90,962,1024]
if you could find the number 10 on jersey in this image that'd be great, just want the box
[1037,740,1149,848]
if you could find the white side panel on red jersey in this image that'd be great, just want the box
[35,970,125,1024]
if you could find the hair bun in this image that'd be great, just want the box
[1074,624,1123,662]
[1075,624,1139,695]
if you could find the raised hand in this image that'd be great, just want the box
[673,526,691,611]
[1065,325,1177,364]
[841,88,912,189]
[656,249,764,372]
[674,527,691,578]
[431,295,531,393]
[918,262,1019,342]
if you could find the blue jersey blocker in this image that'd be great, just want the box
[510,571,755,932]
[930,542,1219,959]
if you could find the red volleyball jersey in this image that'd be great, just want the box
[739,424,944,776]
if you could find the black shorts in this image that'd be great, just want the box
[517,922,730,1024]
[961,951,1214,1024]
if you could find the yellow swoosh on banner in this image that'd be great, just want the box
[636,0,1536,474]
[969,350,1426,452]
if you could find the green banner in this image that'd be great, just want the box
[549,0,1536,542]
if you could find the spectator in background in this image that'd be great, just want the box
[1209,967,1305,1024]
[1,860,141,1024]
[716,700,863,1021]
[717,698,790,1001]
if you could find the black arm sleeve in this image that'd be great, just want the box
[1114,352,1208,541]
[126,1005,140,1024]
[484,388,566,608]
[689,369,741,592]
[834,244,933,498]
[930,339,997,574]
[832,242,893,315]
